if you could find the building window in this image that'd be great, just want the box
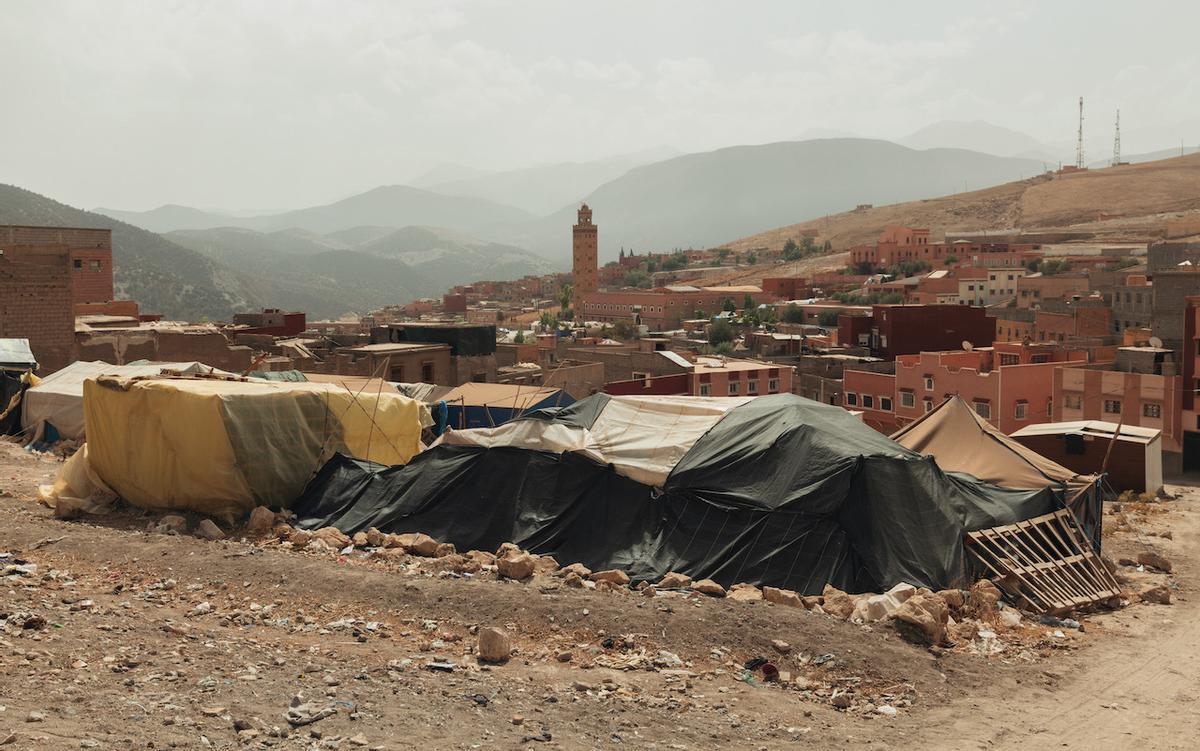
[421,361,434,382]
[900,391,915,408]
[973,401,991,419]
[999,353,1019,366]
[846,392,858,406]
[923,398,933,413]
[699,384,710,396]
[880,397,892,412]
[923,376,934,391]
[728,382,739,395]
[1047,399,1053,418]
[1143,403,1162,418]
[862,394,874,409]
[1014,401,1027,419]
[747,380,759,395]
[1103,399,1121,415]
[73,259,83,269]
[768,378,779,393]
[1064,393,1082,410]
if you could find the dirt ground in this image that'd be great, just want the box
[0,440,1195,750]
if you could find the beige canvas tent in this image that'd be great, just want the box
[892,395,1103,544]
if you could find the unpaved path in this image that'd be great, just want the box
[920,487,1200,750]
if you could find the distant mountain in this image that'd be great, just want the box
[0,184,258,320]
[167,224,552,317]
[898,120,1056,160]
[166,227,430,319]
[245,185,534,236]
[424,147,683,215]
[94,203,249,233]
[356,225,554,294]
[408,162,494,188]
[502,138,1047,264]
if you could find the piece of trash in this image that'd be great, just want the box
[425,661,456,672]
[812,653,835,666]
[743,656,767,671]
[761,663,780,682]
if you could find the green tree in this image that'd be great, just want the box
[662,251,688,271]
[612,320,637,340]
[693,308,707,320]
[818,310,840,327]
[622,269,652,288]
[721,297,737,313]
[943,254,958,264]
[1041,259,1069,275]
[513,331,526,344]
[824,240,833,252]
[781,304,805,323]
[713,341,736,356]
[800,236,817,254]
[708,320,735,345]
[539,311,558,330]
[558,284,572,311]
[745,251,758,265]
[782,238,802,261]
[742,293,755,310]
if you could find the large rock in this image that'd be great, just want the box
[965,580,1002,618]
[1140,585,1172,605]
[728,583,763,602]
[850,583,917,623]
[937,588,965,614]
[312,527,351,550]
[393,532,439,557]
[692,579,726,597]
[559,562,591,578]
[195,519,225,541]
[154,514,189,535]
[496,548,537,581]
[892,590,949,645]
[244,506,276,535]
[590,569,630,586]
[762,586,804,608]
[657,572,692,589]
[466,550,497,567]
[533,556,560,575]
[365,527,388,548]
[821,584,857,619]
[1138,551,1173,573]
[477,627,512,663]
[288,528,313,546]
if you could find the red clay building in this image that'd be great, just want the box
[604,357,793,397]
[1,225,114,309]
[0,244,75,373]
[844,342,1088,435]
[848,226,1041,271]
[837,304,995,359]
[231,309,307,337]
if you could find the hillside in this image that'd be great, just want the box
[722,152,1200,255]
[0,184,258,320]
[167,224,552,317]
[167,227,430,319]
[897,120,1058,160]
[351,225,554,293]
[99,185,535,238]
[504,139,1046,264]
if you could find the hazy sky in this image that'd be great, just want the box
[3,0,1198,211]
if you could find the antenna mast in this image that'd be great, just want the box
[1075,96,1085,168]
[1112,109,1121,167]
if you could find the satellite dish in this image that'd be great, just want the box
[962,340,974,351]
[1149,336,1164,348]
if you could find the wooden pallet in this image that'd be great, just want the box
[965,507,1122,615]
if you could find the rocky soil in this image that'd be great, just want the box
[0,440,1193,750]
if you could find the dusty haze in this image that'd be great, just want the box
[2,0,1198,211]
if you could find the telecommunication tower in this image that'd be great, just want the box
[1075,97,1085,168]
[1112,109,1121,167]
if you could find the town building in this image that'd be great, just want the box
[844,342,1089,435]
[847,226,1042,271]
[1053,346,1183,471]
[0,244,74,373]
[837,304,996,359]
[371,321,498,384]
[1111,275,1153,332]
[231,309,307,337]
[577,285,769,329]
[604,356,793,397]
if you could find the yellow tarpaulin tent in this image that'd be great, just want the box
[70,376,423,520]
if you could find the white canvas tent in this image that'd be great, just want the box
[21,361,229,442]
